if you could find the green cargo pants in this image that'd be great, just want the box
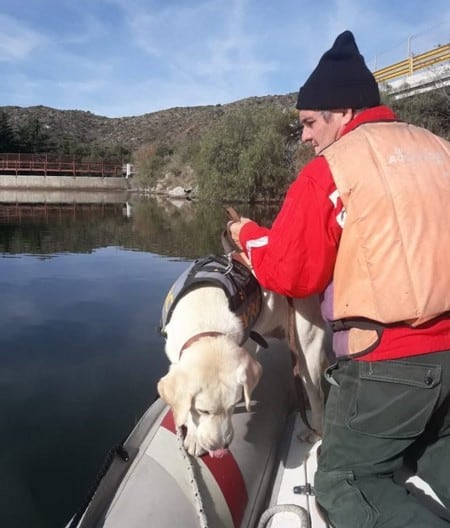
[314,350,450,527]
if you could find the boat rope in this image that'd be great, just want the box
[176,426,209,528]
[257,504,310,528]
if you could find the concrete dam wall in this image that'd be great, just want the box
[0,174,129,191]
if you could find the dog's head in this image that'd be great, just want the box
[157,336,262,456]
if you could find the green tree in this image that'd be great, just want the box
[195,107,292,202]
[239,127,291,202]
[86,143,130,163]
[0,111,17,152]
[17,117,51,152]
[390,88,449,139]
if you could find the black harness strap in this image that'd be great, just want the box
[329,317,387,333]
[161,254,263,347]
[330,311,450,333]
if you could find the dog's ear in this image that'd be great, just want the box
[237,352,262,411]
[157,366,193,427]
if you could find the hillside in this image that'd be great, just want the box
[1,88,448,199]
[2,88,448,157]
[1,93,297,154]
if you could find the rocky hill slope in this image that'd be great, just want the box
[3,86,449,156]
[1,93,297,153]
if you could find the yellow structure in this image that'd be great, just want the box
[373,43,450,84]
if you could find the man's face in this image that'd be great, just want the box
[299,110,351,154]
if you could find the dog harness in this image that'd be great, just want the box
[160,255,263,346]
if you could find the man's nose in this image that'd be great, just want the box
[301,128,311,143]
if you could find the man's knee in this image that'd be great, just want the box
[314,468,379,528]
[315,467,450,527]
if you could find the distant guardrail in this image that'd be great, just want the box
[0,153,124,177]
[373,43,450,84]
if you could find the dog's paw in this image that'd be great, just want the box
[184,431,206,457]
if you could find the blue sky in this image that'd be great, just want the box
[1,0,449,117]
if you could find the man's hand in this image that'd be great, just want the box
[227,217,251,250]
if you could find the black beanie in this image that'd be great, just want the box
[296,30,380,110]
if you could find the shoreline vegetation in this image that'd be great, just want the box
[1,88,448,203]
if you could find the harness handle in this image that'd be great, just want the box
[225,206,241,222]
[222,207,242,254]
[222,207,253,269]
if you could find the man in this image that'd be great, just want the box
[229,30,450,527]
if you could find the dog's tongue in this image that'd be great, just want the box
[209,448,229,459]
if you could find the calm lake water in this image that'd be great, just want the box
[0,195,278,528]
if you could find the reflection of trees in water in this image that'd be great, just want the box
[131,198,225,258]
[129,198,279,259]
[0,205,132,255]
[0,197,280,257]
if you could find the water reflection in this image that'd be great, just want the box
[0,194,279,258]
[0,194,279,527]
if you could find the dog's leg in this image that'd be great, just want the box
[293,296,328,441]
[243,337,259,358]
[184,413,205,456]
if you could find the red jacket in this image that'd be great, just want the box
[239,106,450,361]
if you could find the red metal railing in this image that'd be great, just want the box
[0,153,123,177]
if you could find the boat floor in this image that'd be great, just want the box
[268,412,328,528]
[269,412,450,528]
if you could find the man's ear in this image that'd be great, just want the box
[157,366,193,426]
[341,108,354,125]
[237,352,262,411]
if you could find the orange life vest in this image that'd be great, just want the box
[322,121,450,355]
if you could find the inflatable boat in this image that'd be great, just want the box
[66,341,329,528]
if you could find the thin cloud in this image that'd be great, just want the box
[108,0,283,109]
[0,0,449,116]
[0,14,44,61]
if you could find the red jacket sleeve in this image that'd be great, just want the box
[239,156,342,297]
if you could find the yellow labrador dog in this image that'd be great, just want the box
[157,255,327,457]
